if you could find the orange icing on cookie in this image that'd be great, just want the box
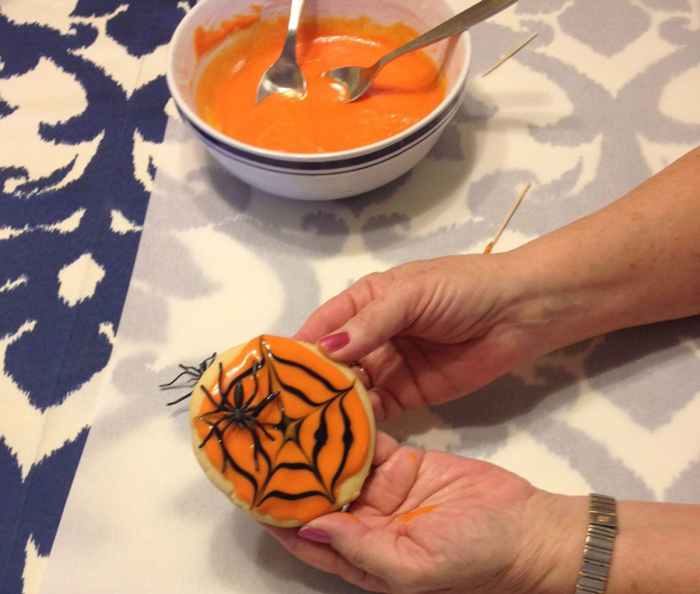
[193,335,372,524]
[337,511,360,522]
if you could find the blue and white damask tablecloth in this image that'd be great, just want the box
[2,1,699,593]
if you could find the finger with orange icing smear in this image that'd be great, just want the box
[297,507,426,591]
[353,444,425,517]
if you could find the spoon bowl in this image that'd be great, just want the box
[325,0,518,102]
[255,0,306,103]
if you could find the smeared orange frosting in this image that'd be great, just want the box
[194,16,446,153]
[396,505,437,524]
[193,335,372,524]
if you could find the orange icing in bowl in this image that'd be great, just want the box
[194,16,447,153]
[193,10,262,59]
[191,335,374,525]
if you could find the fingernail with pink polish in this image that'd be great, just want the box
[298,527,332,544]
[318,332,349,353]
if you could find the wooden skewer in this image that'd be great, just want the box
[484,182,531,254]
[482,32,539,77]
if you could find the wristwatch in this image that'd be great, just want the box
[574,493,618,593]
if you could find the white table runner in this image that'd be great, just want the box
[41,2,700,591]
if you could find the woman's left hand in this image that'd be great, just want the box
[263,432,586,594]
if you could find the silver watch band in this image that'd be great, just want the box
[574,493,618,593]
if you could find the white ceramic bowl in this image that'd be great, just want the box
[167,0,471,200]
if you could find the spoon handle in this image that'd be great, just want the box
[287,0,305,34]
[282,0,306,53]
[376,0,519,70]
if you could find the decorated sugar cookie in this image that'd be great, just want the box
[164,335,375,527]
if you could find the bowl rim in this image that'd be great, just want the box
[166,0,472,163]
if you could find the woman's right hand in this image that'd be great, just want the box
[294,254,545,420]
[294,148,700,421]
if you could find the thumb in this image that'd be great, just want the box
[299,512,404,582]
[316,288,411,363]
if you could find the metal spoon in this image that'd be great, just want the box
[255,0,307,103]
[325,0,519,102]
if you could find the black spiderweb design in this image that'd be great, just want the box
[163,337,360,510]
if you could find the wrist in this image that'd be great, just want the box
[509,491,589,594]
[498,244,628,359]
[491,251,587,361]
[513,495,700,594]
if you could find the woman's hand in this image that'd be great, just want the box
[264,432,585,594]
[294,148,700,421]
[294,254,542,420]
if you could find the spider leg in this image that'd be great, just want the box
[251,419,275,441]
[251,390,280,417]
[198,415,238,447]
[166,391,194,406]
[158,366,198,388]
[220,361,259,403]
[241,377,258,409]
[198,421,219,449]
[201,385,225,411]
[208,425,230,473]
[240,418,272,473]
[241,359,263,409]
[218,415,240,439]
[199,353,216,372]
[218,362,237,404]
